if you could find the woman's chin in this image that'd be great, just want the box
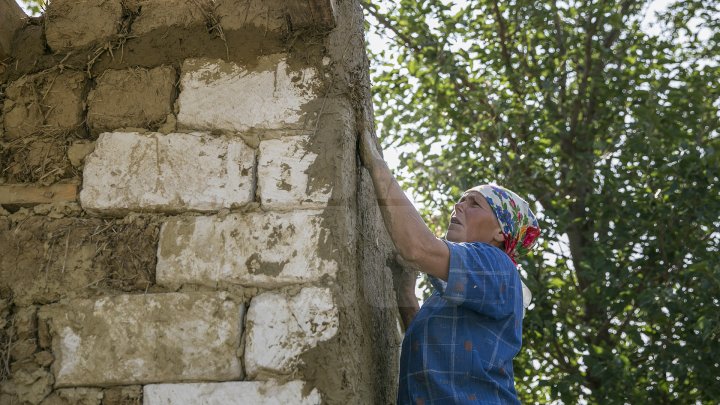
[445,230,464,242]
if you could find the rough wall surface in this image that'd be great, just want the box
[1,0,401,404]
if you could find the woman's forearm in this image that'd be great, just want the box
[367,157,438,266]
[359,128,450,280]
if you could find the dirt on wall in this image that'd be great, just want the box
[0,211,160,404]
[2,0,296,84]
[2,70,87,140]
[0,137,77,185]
[1,0,400,403]
[0,213,162,307]
[0,0,334,183]
[297,1,402,404]
[86,66,177,135]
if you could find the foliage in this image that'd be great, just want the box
[363,0,720,403]
[16,0,45,16]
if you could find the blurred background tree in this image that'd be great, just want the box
[362,0,719,403]
[16,0,44,16]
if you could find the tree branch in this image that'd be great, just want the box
[490,0,524,99]
[361,2,422,54]
[360,1,498,126]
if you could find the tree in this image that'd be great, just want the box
[16,0,44,16]
[363,0,719,403]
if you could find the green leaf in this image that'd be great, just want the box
[364,0,720,401]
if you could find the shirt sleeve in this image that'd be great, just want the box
[441,240,519,319]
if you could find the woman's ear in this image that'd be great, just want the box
[492,229,505,247]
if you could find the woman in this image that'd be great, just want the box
[359,128,540,404]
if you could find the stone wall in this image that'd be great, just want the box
[0,0,401,404]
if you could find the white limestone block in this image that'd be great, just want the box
[245,287,338,377]
[177,56,320,132]
[156,210,338,288]
[258,135,331,209]
[80,131,255,214]
[38,293,244,387]
[143,380,322,405]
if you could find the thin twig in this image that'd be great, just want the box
[36,167,61,182]
[3,332,11,379]
[61,230,71,274]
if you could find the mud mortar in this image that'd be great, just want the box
[1,0,399,403]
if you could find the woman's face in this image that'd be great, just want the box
[445,190,505,246]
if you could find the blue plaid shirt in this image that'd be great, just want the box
[397,241,523,404]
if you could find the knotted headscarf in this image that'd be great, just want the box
[469,184,541,265]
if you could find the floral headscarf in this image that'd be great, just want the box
[469,184,541,265]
